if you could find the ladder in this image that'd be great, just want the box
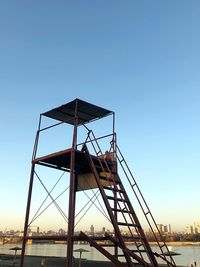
[82,144,157,266]
[115,144,176,266]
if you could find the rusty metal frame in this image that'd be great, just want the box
[20,99,176,267]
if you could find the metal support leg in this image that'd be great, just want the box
[66,149,76,267]
[20,163,35,267]
[66,100,78,267]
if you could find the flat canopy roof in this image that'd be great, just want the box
[42,98,113,125]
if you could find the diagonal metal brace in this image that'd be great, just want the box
[105,233,151,267]
[79,231,124,267]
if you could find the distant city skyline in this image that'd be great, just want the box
[1,219,200,234]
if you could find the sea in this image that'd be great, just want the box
[0,243,200,267]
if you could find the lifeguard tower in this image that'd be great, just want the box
[20,99,176,267]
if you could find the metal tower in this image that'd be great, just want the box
[20,99,176,267]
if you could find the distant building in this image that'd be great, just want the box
[168,224,171,234]
[184,221,200,234]
[47,230,56,235]
[157,224,163,233]
[102,227,106,235]
[185,225,194,234]
[163,225,168,233]
[90,225,94,236]
[58,228,66,235]
[157,224,171,234]
[193,221,200,234]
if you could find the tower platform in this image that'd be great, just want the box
[34,149,118,191]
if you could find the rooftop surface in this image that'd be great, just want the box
[42,98,113,125]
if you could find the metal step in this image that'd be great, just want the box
[99,175,121,184]
[117,254,126,257]
[111,208,130,214]
[107,196,129,202]
[121,236,145,242]
[117,222,139,227]
[100,243,116,247]
[103,186,125,193]
[95,165,117,175]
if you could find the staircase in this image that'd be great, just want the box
[79,130,176,267]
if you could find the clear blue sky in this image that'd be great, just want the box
[0,1,200,232]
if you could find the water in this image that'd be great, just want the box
[1,243,200,266]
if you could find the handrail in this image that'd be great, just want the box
[116,144,176,267]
